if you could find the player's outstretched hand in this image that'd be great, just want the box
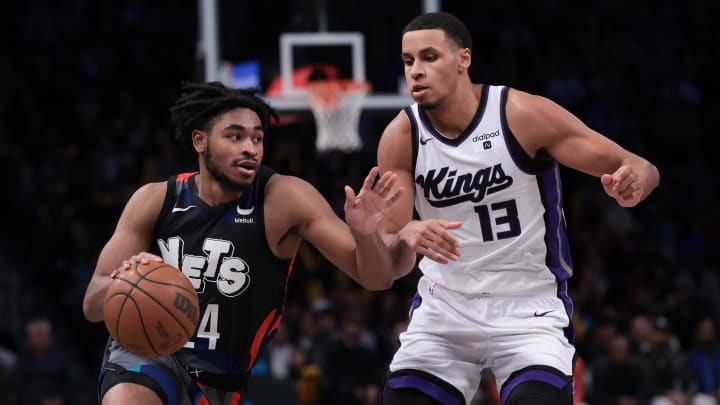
[344,166,403,236]
[398,219,462,264]
[110,252,164,279]
[601,165,643,207]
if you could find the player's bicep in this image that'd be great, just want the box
[84,182,166,322]
[299,182,356,254]
[508,90,627,177]
[377,112,415,232]
[546,128,629,177]
[94,182,166,276]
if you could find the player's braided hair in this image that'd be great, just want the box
[169,81,279,149]
[403,11,473,52]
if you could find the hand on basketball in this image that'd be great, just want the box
[601,165,643,207]
[344,167,404,235]
[111,252,164,279]
[398,219,462,264]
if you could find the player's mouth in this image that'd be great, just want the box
[234,160,257,176]
[411,84,429,98]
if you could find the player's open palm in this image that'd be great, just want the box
[344,167,403,235]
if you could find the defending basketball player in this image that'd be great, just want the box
[374,12,660,405]
[81,82,432,405]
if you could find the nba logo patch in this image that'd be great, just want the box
[483,141,492,149]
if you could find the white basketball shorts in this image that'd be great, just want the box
[388,275,576,404]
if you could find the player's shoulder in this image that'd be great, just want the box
[131,180,168,202]
[505,87,558,115]
[385,109,412,136]
[265,173,318,200]
[379,109,413,150]
[264,173,328,222]
[117,180,169,226]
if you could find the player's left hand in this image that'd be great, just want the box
[344,166,403,235]
[397,219,462,264]
[110,252,164,279]
[601,165,643,207]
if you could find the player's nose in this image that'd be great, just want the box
[408,62,424,79]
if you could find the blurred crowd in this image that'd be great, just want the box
[1,1,719,404]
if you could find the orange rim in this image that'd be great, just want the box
[305,79,371,110]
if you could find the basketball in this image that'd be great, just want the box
[103,261,200,358]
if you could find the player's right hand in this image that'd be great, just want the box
[600,165,642,207]
[398,220,462,264]
[110,252,164,279]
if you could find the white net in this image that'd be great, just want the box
[306,80,370,152]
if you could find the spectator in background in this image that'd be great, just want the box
[266,323,296,380]
[576,308,620,365]
[636,316,697,405]
[8,318,72,405]
[321,314,384,405]
[0,347,14,405]
[687,317,720,403]
[589,334,647,405]
[628,312,655,356]
[673,255,720,332]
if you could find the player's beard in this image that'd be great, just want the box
[419,100,440,110]
[204,144,251,193]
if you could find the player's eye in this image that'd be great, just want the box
[252,135,263,144]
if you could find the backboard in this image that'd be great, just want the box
[262,31,413,111]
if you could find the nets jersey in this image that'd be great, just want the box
[408,85,574,296]
[150,166,293,378]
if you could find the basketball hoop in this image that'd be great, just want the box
[305,79,370,153]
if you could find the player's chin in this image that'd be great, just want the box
[223,176,252,192]
[417,99,440,110]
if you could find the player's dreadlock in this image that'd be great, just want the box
[169,81,279,149]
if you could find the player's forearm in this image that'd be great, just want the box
[628,156,661,202]
[83,273,113,322]
[640,160,660,201]
[351,231,399,290]
[386,231,418,278]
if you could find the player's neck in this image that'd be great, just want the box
[194,170,245,206]
[425,83,481,138]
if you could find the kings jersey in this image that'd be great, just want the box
[151,165,293,379]
[408,85,575,297]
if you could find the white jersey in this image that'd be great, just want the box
[408,84,574,296]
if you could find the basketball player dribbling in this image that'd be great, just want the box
[374,12,660,405]
[81,82,443,405]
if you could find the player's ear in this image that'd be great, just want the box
[192,129,207,153]
[458,48,471,73]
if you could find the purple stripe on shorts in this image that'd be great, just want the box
[500,369,568,404]
[388,375,462,405]
[408,292,422,320]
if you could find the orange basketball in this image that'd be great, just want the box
[103,261,200,358]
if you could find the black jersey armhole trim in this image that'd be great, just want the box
[152,176,178,239]
[500,86,554,174]
[404,106,420,176]
[255,165,272,245]
[404,107,422,221]
[254,165,292,261]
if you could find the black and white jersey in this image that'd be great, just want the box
[408,85,574,296]
[151,166,293,377]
